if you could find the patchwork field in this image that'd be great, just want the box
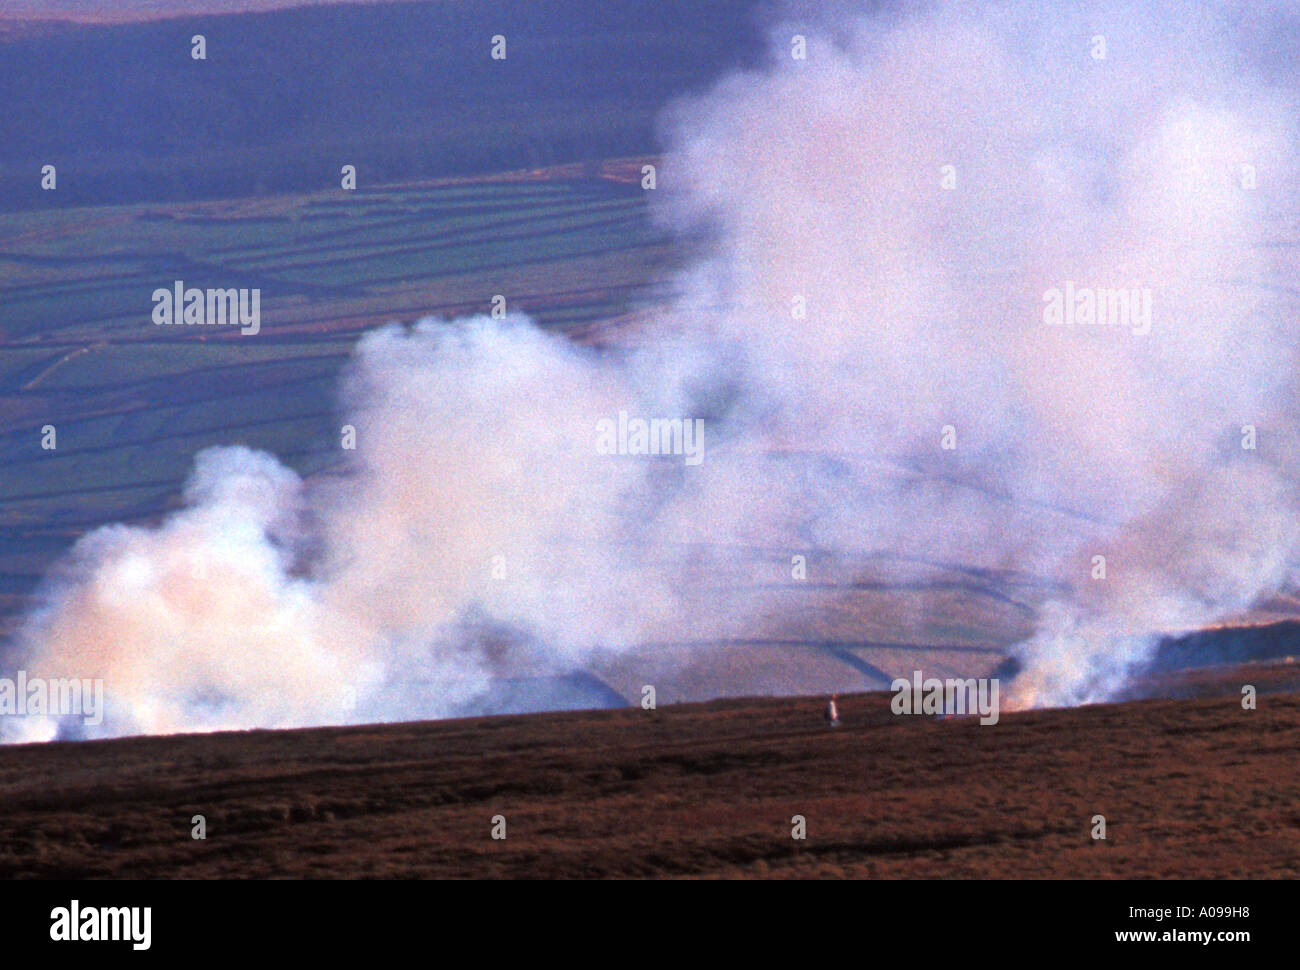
[0,163,678,640]
[6,163,1300,702]
[0,160,1079,700]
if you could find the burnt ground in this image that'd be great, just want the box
[0,660,1297,879]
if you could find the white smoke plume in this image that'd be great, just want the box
[5,0,1300,740]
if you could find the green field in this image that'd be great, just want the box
[0,166,674,632]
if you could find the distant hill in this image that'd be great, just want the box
[0,1,384,24]
[0,18,80,40]
[0,0,767,211]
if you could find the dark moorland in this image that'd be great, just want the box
[1,660,1296,879]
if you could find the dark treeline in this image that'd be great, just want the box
[0,0,769,211]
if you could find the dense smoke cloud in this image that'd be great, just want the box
[5,0,1300,740]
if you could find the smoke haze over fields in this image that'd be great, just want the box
[6,0,1300,740]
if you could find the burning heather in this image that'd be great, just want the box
[5,0,1300,740]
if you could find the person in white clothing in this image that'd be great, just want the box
[824,694,840,727]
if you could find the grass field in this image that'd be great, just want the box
[2,158,1064,707]
[6,161,1300,695]
[0,161,677,636]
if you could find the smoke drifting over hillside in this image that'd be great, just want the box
[6,0,1300,740]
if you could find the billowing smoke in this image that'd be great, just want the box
[5,0,1300,740]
